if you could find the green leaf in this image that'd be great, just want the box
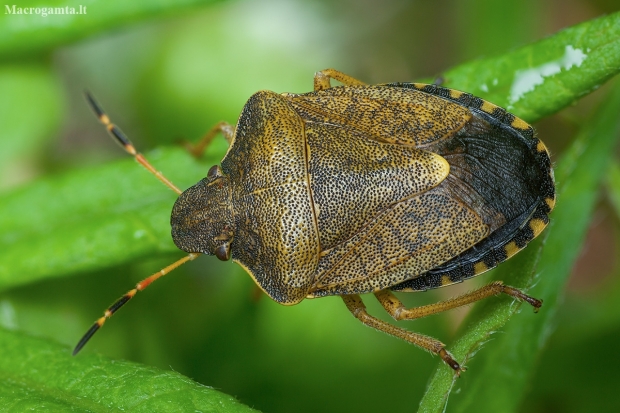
[0,326,257,412]
[0,147,214,291]
[0,65,64,167]
[0,64,65,190]
[1,9,620,413]
[0,0,222,58]
[418,80,620,412]
[443,11,620,122]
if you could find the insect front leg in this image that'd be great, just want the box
[314,68,367,91]
[342,295,463,374]
[182,121,235,158]
[375,281,542,322]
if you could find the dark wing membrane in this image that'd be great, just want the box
[388,83,555,292]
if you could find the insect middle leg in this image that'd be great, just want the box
[182,121,235,158]
[342,295,463,374]
[375,281,542,322]
[314,68,367,91]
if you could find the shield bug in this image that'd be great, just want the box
[75,69,555,374]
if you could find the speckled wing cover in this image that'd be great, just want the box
[286,84,554,297]
[226,84,554,303]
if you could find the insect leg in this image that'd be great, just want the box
[84,91,183,195]
[73,253,199,355]
[342,295,464,375]
[376,281,542,322]
[182,121,235,158]
[314,68,367,91]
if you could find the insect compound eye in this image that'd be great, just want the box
[207,165,222,180]
[215,243,231,261]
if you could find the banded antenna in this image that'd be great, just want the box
[73,93,198,355]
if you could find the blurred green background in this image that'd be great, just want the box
[1,0,620,412]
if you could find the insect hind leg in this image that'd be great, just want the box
[342,294,464,375]
[375,282,542,322]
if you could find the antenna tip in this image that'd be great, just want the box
[73,321,102,356]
